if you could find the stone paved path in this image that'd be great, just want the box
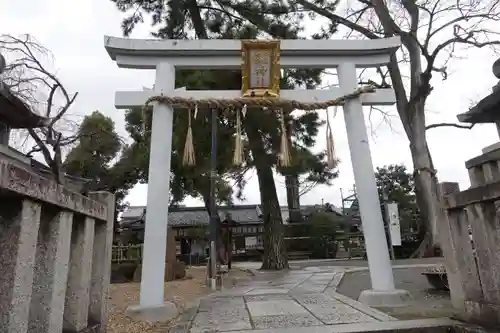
[172,265,407,333]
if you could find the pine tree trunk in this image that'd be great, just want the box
[0,124,9,145]
[260,190,288,270]
[244,111,288,270]
[284,121,302,224]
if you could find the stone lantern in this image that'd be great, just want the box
[0,51,50,145]
[0,52,90,193]
[457,58,500,154]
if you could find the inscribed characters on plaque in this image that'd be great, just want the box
[241,40,280,98]
[249,49,271,88]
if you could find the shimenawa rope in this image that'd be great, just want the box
[142,86,374,111]
[141,85,374,168]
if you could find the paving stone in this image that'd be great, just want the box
[277,274,312,281]
[304,301,360,315]
[217,287,256,296]
[314,311,377,325]
[309,273,336,281]
[213,307,249,318]
[252,313,323,329]
[308,279,334,286]
[288,271,314,275]
[327,273,344,289]
[190,321,251,333]
[293,293,342,306]
[170,322,190,333]
[245,294,292,302]
[247,280,274,286]
[267,283,298,289]
[290,284,327,294]
[190,311,252,333]
[222,328,332,333]
[247,300,308,316]
[198,297,244,312]
[299,301,378,325]
[304,267,323,272]
[245,288,290,295]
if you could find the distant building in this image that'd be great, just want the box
[118,204,346,258]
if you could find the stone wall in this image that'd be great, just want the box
[439,147,500,328]
[0,159,114,333]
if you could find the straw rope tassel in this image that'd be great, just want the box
[182,107,196,166]
[325,108,336,169]
[278,109,291,167]
[233,106,245,166]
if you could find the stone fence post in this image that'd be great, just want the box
[0,160,115,333]
[437,182,465,311]
[88,191,115,333]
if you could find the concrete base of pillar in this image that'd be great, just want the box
[358,289,412,307]
[125,302,178,322]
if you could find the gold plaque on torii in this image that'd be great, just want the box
[241,40,281,98]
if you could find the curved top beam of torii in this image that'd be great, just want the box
[104,35,401,70]
[104,36,401,109]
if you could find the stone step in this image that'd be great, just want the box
[209,318,474,333]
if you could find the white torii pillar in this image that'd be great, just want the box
[104,36,410,313]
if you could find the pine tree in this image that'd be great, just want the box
[110,0,339,269]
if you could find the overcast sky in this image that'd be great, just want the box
[3,0,500,209]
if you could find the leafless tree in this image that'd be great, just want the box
[285,0,500,256]
[0,34,79,183]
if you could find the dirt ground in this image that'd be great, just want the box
[107,266,252,333]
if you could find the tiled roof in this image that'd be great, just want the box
[120,204,346,229]
[120,205,263,228]
[120,206,146,220]
[0,84,51,128]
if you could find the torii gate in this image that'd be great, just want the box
[104,36,410,317]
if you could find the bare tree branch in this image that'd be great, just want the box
[287,0,500,255]
[1,34,81,183]
[425,122,475,130]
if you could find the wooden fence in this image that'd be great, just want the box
[112,244,143,263]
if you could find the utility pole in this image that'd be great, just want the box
[209,108,218,290]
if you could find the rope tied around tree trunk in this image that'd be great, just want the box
[141,85,376,168]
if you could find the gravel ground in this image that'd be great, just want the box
[107,266,252,333]
[337,266,456,320]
